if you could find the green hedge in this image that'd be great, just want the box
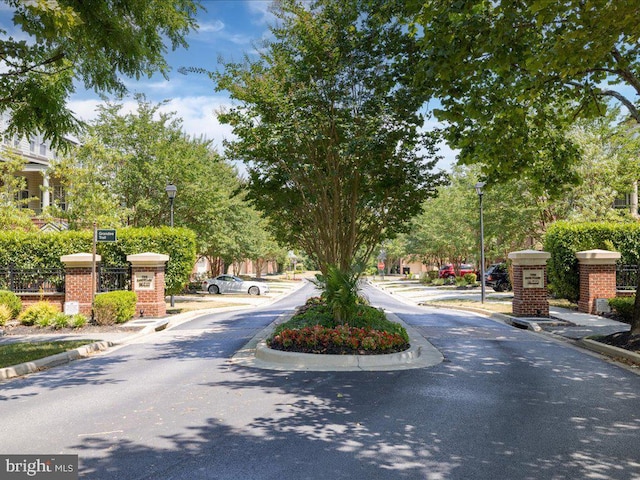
[544,221,640,301]
[608,296,634,324]
[94,291,137,324]
[0,227,196,295]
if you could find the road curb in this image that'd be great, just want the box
[0,340,114,381]
[578,338,640,364]
[231,312,444,371]
[0,281,309,381]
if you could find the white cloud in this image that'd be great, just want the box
[246,1,277,26]
[198,19,225,33]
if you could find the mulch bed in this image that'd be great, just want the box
[596,332,640,354]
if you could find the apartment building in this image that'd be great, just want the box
[0,113,68,217]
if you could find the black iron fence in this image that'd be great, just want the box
[98,265,131,292]
[0,264,132,294]
[0,265,65,293]
[616,264,638,291]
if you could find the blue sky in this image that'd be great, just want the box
[70,1,277,152]
[1,0,456,168]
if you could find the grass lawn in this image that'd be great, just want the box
[424,297,578,315]
[0,340,98,368]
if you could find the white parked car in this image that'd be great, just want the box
[202,275,270,295]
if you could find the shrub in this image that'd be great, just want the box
[93,291,137,325]
[463,273,477,284]
[608,296,635,324]
[0,304,11,326]
[51,312,70,330]
[93,302,117,326]
[544,221,640,301]
[272,302,409,345]
[431,278,445,286]
[69,314,88,329]
[18,301,59,326]
[268,324,409,354]
[0,290,22,318]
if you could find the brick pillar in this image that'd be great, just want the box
[576,249,621,314]
[508,250,551,317]
[128,252,169,318]
[61,253,101,316]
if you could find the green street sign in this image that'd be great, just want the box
[97,229,117,242]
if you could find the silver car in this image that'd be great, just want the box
[202,275,270,295]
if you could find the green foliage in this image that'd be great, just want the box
[0,290,22,318]
[608,297,634,325]
[51,312,71,330]
[0,150,38,231]
[0,1,200,150]
[69,314,88,329]
[463,273,477,285]
[320,265,361,324]
[0,304,11,326]
[268,324,409,354]
[18,301,59,326]
[384,0,640,190]
[269,298,410,354]
[0,227,196,295]
[93,291,137,325]
[215,0,444,272]
[544,221,640,301]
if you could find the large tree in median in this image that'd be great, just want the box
[214,0,444,274]
[0,0,200,149]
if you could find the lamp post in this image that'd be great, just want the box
[165,183,177,307]
[475,181,486,304]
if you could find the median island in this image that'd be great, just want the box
[267,296,410,355]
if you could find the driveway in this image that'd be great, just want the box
[0,282,638,479]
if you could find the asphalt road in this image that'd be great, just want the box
[1,281,639,480]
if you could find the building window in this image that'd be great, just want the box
[39,142,47,156]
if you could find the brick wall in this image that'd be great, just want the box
[512,265,549,317]
[18,294,65,312]
[578,263,617,314]
[131,266,166,318]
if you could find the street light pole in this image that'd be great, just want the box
[165,183,177,307]
[475,182,486,304]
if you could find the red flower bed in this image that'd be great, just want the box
[267,324,410,355]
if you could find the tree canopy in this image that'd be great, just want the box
[214,0,445,274]
[50,96,280,272]
[0,0,200,149]
[384,0,640,190]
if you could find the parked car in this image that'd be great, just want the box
[202,275,270,295]
[438,263,477,279]
[484,263,511,292]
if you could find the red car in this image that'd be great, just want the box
[438,263,477,279]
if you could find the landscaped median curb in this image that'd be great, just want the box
[231,312,444,372]
[0,340,114,381]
